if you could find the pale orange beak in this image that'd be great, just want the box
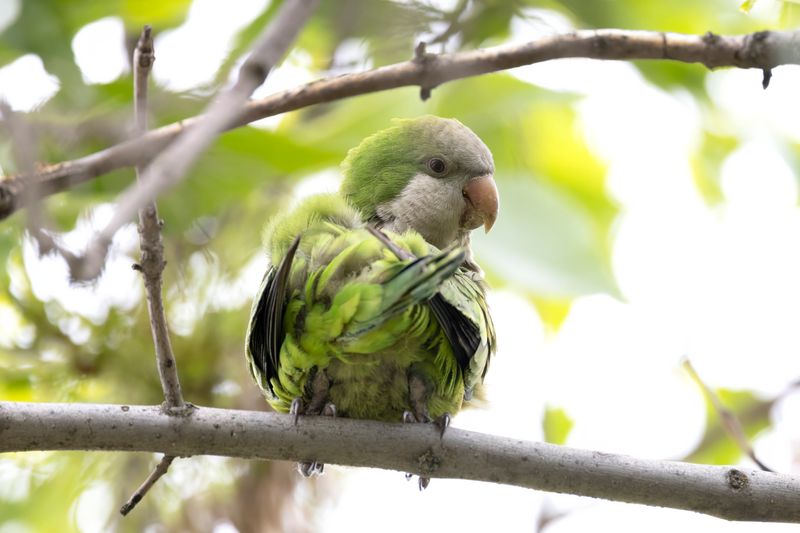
[462,175,499,232]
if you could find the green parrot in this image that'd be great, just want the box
[245,115,498,483]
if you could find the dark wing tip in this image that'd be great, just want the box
[248,235,302,395]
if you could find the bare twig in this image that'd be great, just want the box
[0,103,72,262]
[71,0,319,281]
[1,27,800,222]
[683,359,774,472]
[132,25,184,412]
[119,25,184,516]
[119,454,176,516]
[2,401,800,523]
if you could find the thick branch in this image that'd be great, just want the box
[73,0,319,280]
[2,401,799,523]
[1,28,799,221]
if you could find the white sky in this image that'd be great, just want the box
[1,1,799,532]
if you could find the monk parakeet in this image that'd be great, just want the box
[245,116,498,483]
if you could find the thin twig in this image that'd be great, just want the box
[132,25,184,412]
[0,102,75,263]
[119,25,183,517]
[2,401,800,523]
[71,0,319,281]
[1,27,799,222]
[683,358,774,472]
[119,454,176,516]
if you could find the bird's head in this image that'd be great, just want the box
[341,116,498,249]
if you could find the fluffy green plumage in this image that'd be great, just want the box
[246,115,495,423]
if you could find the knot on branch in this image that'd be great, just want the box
[702,31,720,45]
[161,401,196,417]
[136,25,155,69]
[417,447,441,476]
[414,41,434,101]
[741,30,775,68]
[726,468,749,491]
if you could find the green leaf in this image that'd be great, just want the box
[740,0,758,13]
[543,405,574,445]
[472,178,619,298]
[684,389,773,466]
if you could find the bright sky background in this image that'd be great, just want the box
[2,0,800,531]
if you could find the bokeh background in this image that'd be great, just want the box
[2,0,800,531]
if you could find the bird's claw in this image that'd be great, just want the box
[298,461,324,477]
[419,476,430,491]
[322,401,337,418]
[290,397,304,426]
[404,471,430,490]
[435,412,451,438]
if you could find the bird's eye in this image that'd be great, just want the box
[428,158,447,174]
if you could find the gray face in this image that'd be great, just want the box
[377,118,496,249]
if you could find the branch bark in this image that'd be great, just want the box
[1,401,799,523]
[1,28,799,221]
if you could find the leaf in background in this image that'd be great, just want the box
[122,0,192,28]
[472,178,619,298]
[691,131,738,206]
[523,103,615,229]
[634,61,708,94]
[543,405,574,445]
[740,0,758,12]
[550,0,762,34]
[528,294,572,331]
[684,389,773,466]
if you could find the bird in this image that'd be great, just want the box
[245,115,498,486]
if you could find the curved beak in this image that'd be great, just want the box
[462,174,499,232]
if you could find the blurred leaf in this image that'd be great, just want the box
[634,61,708,94]
[122,0,192,28]
[543,405,574,445]
[691,131,738,206]
[524,103,615,228]
[780,2,800,28]
[684,389,773,466]
[473,178,619,298]
[740,0,758,12]
[528,294,572,331]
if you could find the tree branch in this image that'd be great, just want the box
[1,27,799,221]
[72,0,319,280]
[1,401,799,523]
[119,454,176,516]
[132,25,185,412]
[119,25,184,515]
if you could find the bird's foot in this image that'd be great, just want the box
[294,398,337,477]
